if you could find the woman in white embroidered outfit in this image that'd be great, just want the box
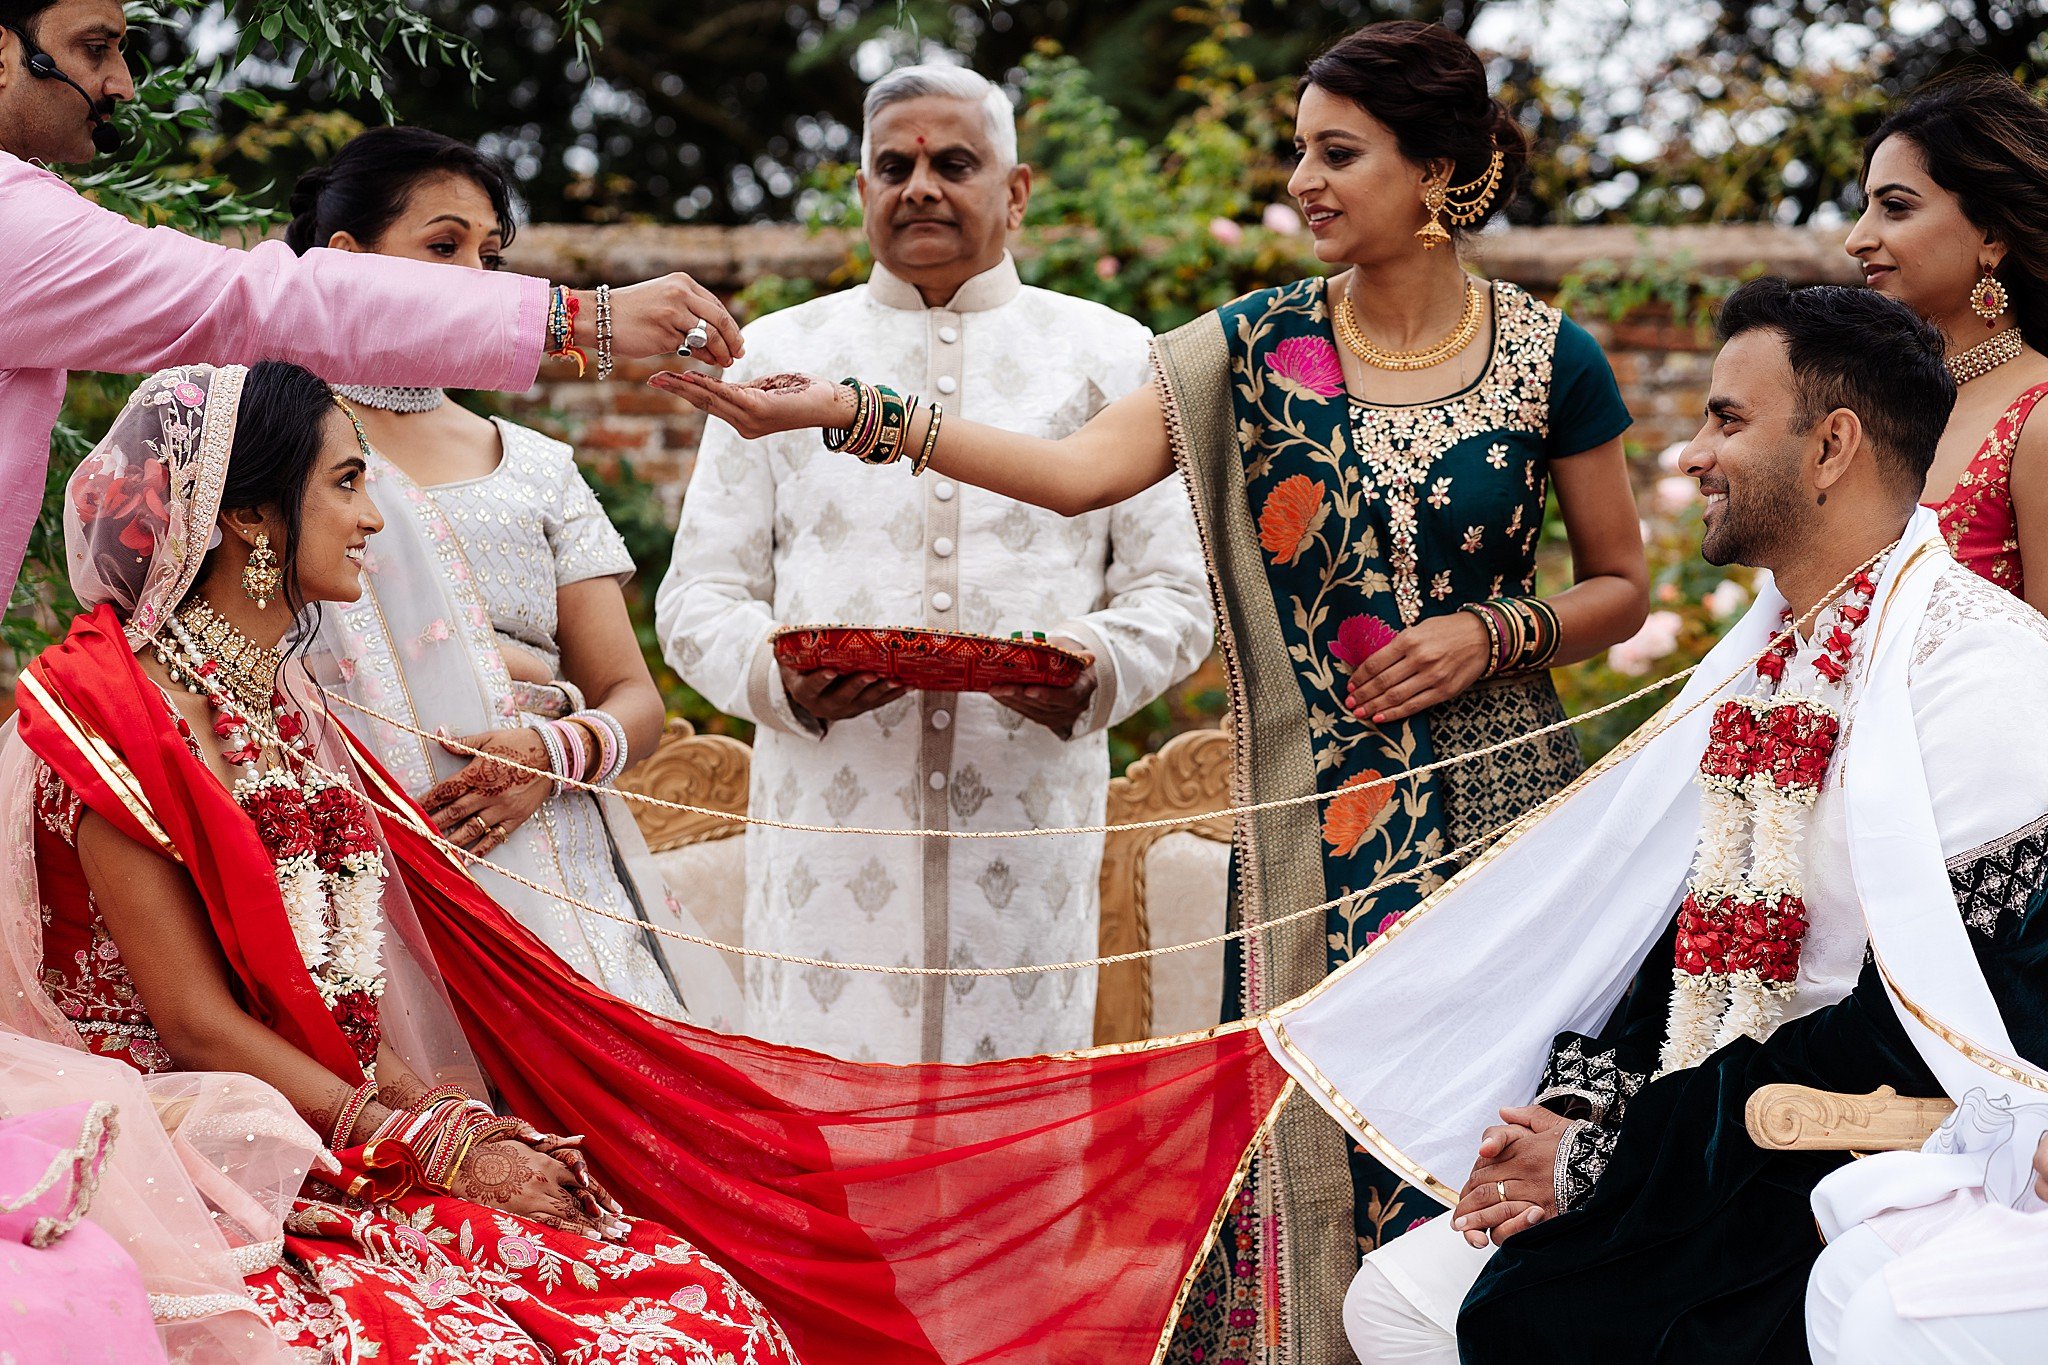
[283,127,739,1025]
[0,360,795,1362]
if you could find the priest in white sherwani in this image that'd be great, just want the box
[655,63,1211,1063]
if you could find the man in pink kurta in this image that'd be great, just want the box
[0,0,738,598]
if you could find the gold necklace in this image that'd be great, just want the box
[1947,327,2025,385]
[172,598,284,716]
[1334,278,1485,372]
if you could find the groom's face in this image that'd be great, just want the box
[1681,329,1814,570]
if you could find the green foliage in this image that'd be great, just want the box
[1553,243,1765,334]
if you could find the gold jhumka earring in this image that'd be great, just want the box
[243,531,282,608]
[1417,150,1506,251]
[1970,264,2010,324]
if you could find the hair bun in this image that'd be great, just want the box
[283,165,331,253]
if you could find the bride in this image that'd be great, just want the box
[3,360,797,1361]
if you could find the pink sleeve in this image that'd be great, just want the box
[0,158,546,391]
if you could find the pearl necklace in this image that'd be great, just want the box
[332,384,446,414]
[1947,328,2024,386]
[1334,278,1484,372]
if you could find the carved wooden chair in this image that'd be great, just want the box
[618,717,754,988]
[1745,1084,1954,1152]
[1093,725,1234,1046]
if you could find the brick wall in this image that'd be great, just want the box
[496,223,1863,517]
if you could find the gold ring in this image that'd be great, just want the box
[489,822,508,843]
[1495,1180,1509,1204]
[468,814,488,838]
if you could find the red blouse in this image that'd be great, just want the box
[1926,381,2048,595]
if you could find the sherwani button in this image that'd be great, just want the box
[932,591,954,611]
[934,482,956,501]
[932,537,955,557]
[931,709,951,730]
[928,771,948,791]
[937,376,958,394]
[939,326,960,344]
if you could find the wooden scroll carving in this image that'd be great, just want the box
[617,718,753,853]
[1745,1083,1955,1153]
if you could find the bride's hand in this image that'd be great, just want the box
[649,370,856,440]
[448,1139,605,1239]
[420,729,552,855]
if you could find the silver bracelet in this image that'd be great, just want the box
[520,713,567,797]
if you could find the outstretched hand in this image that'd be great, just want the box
[650,370,855,440]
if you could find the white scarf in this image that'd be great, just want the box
[1260,509,2046,1207]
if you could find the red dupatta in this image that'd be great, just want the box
[19,606,1291,1365]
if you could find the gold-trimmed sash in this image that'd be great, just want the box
[18,671,181,863]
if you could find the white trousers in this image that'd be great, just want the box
[1342,1214,1494,1365]
[1807,1224,2048,1364]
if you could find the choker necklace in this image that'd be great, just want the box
[168,598,284,717]
[1335,278,1485,372]
[1947,328,2024,386]
[332,384,446,414]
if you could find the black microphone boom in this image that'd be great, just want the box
[24,49,123,155]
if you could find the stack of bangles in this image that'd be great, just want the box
[1456,596,1563,677]
[823,379,945,475]
[546,285,586,376]
[332,1084,523,1199]
[519,708,629,796]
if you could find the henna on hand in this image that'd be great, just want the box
[452,1140,528,1209]
[752,372,815,393]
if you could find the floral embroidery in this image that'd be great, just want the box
[1322,771,1394,857]
[1331,614,1396,668]
[1257,474,1329,565]
[1265,335,1346,400]
[1929,381,2046,596]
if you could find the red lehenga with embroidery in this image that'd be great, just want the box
[1925,380,2048,593]
[29,667,799,1364]
[4,364,1288,1365]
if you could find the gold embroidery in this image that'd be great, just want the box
[18,672,181,863]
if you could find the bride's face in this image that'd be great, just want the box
[290,410,384,605]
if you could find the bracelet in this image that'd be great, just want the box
[328,1082,378,1150]
[551,717,589,786]
[823,380,916,465]
[546,287,586,377]
[912,402,944,476]
[520,714,568,796]
[594,283,615,382]
[1459,597,1562,677]
[570,708,628,785]
[1457,602,1505,677]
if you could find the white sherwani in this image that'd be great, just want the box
[656,256,1212,1063]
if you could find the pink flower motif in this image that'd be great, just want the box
[1265,336,1346,400]
[670,1284,709,1313]
[1406,1216,1432,1231]
[171,382,206,409]
[1331,614,1396,668]
[496,1233,541,1268]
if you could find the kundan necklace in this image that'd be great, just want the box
[1659,554,1889,1075]
[332,384,446,414]
[1334,278,1484,372]
[155,616,387,1010]
[174,598,285,715]
[1946,327,2024,386]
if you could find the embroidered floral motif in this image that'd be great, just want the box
[1552,1118,1618,1214]
[1257,474,1329,565]
[1265,335,1346,400]
[1929,382,2046,596]
[1322,771,1394,857]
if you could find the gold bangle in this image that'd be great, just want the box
[912,402,944,476]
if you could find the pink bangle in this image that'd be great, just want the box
[550,718,588,785]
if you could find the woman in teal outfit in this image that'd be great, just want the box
[660,21,1648,1365]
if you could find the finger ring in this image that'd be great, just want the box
[1495,1180,1509,1204]
[468,814,488,838]
[489,822,508,843]
[678,321,710,357]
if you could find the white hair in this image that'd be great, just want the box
[860,63,1018,172]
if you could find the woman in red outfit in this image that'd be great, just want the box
[1848,72,2048,602]
[6,360,800,1362]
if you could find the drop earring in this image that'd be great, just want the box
[1971,265,2010,324]
[242,531,281,608]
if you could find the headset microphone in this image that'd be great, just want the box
[20,43,123,155]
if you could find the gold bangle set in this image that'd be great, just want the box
[825,379,944,475]
[1457,596,1562,677]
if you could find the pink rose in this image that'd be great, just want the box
[171,381,206,409]
[1208,216,1245,248]
[1262,203,1304,235]
[496,1233,541,1268]
[1095,255,1121,281]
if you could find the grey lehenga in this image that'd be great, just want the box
[310,416,742,1026]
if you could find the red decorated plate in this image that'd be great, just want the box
[771,625,1085,693]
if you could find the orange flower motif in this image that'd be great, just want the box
[1258,474,1328,565]
[1323,770,1393,857]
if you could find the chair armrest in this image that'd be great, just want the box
[1744,1083,1954,1152]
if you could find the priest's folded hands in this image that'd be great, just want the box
[1451,1104,1572,1248]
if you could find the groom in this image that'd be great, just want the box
[1287,278,2048,1363]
